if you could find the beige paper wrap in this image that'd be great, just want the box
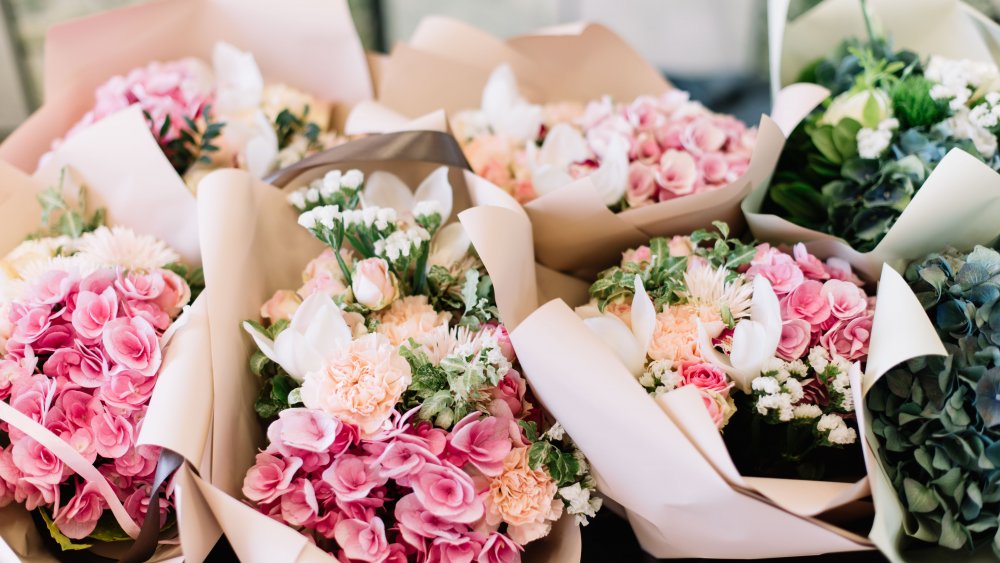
[190,134,587,563]
[747,0,1000,280]
[0,0,372,174]
[348,17,805,275]
[0,104,216,562]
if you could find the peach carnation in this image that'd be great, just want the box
[647,303,721,363]
[300,333,411,437]
[376,296,452,347]
[485,446,563,545]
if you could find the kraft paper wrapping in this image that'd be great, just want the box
[0,0,372,173]
[191,138,584,562]
[747,0,1000,280]
[0,107,215,562]
[352,17,816,274]
[460,201,957,558]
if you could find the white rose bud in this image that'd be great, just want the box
[821,89,891,127]
[287,190,307,210]
[341,169,364,189]
[351,257,398,310]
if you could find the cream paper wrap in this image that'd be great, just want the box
[460,199,961,558]
[0,0,372,174]
[187,135,589,563]
[346,16,801,275]
[0,105,218,562]
[745,0,1000,281]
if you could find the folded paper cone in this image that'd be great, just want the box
[0,0,371,173]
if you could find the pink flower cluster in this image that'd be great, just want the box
[0,266,189,540]
[747,244,874,362]
[244,400,539,563]
[58,58,214,149]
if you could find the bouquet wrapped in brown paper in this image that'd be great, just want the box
[347,16,801,275]
[0,106,218,562]
[183,131,598,563]
[0,0,371,190]
[746,0,1000,279]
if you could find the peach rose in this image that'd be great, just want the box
[300,333,411,437]
[299,249,351,300]
[260,290,301,322]
[485,446,562,545]
[352,258,398,311]
[376,296,452,347]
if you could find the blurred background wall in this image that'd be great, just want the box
[2,0,1000,137]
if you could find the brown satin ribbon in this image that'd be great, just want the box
[265,130,472,188]
[116,448,185,563]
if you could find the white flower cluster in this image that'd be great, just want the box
[543,422,566,441]
[807,346,854,412]
[342,207,398,231]
[816,413,857,445]
[751,357,808,422]
[969,92,1000,129]
[856,118,899,159]
[926,56,1000,110]
[286,169,364,210]
[373,226,430,262]
[639,359,682,396]
[412,200,441,220]
[559,482,603,526]
[944,106,999,158]
[453,327,512,381]
[297,205,340,231]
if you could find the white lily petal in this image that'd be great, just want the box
[273,331,325,382]
[481,65,519,120]
[537,123,590,169]
[589,135,630,206]
[213,41,263,114]
[243,321,278,362]
[631,276,657,357]
[429,222,471,268]
[751,275,782,351]
[696,320,734,370]
[243,112,279,179]
[364,171,416,213]
[584,316,646,377]
[481,64,543,141]
[728,321,773,392]
[530,164,575,197]
[414,166,453,222]
[499,104,544,142]
[574,304,603,320]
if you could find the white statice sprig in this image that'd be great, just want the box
[816,413,857,446]
[286,168,365,213]
[856,117,899,159]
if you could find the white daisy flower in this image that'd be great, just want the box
[76,226,179,271]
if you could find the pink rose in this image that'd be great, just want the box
[352,258,398,311]
[152,269,190,317]
[102,316,161,376]
[54,482,105,539]
[410,463,484,524]
[123,300,172,331]
[825,257,864,286]
[697,152,730,185]
[71,287,119,341]
[101,369,157,410]
[655,150,699,197]
[748,252,804,294]
[242,451,302,504]
[820,315,873,361]
[621,245,652,265]
[822,279,868,320]
[267,408,348,454]
[700,388,728,429]
[410,423,448,456]
[448,414,513,477]
[31,324,74,354]
[114,445,158,478]
[59,389,101,429]
[29,270,76,306]
[428,535,484,563]
[8,375,56,434]
[681,117,727,154]
[116,270,165,302]
[395,493,464,549]
[654,120,687,150]
[322,453,386,501]
[280,478,319,527]
[626,95,666,130]
[780,280,831,325]
[375,438,437,483]
[679,362,729,395]
[625,162,657,207]
[792,244,828,281]
[489,370,526,418]
[11,437,64,485]
[124,483,169,525]
[777,319,813,361]
[667,236,694,257]
[335,517,390,562]
[0,354,35,400]
[260,290,301,322]
[91,411,134,458]
[629,133,662,164]
[478,532,522,563]
[12,306,53,344]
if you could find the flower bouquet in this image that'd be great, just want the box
[458,201,961,558]
[745,0,1000,278]
[347,17,789,274]
[0,108,209,561]
[183,131,591,562]
[0,0,371,187]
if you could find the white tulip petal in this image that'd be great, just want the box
[530,165,575,197]
[429,222,471,268]
[584,316,646,377]
[243,113,279,179]
[273,331,324,382]
[574,304,603,320]
[499,104,544,142]
[728,321,773,392]
[243,321,278,363]
[481,65,519,122]
[589,135,630,206]
[364,171,415,213]
[414,166,453,222]
[212,41,263,114]
[537,123,590,169]
[631,276,657,357]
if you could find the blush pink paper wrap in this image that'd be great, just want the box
[189,134,587,563]
[348,17,803,275]
[746,0,1000,280]
[0,106,216,562]
[0,0,372,174]
[459,199,955,558]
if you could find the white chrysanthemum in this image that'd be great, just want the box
[681,261,752,322]
[76,226,179,271]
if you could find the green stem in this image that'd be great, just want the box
[860,0,877,47]
[335,250,353,287]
